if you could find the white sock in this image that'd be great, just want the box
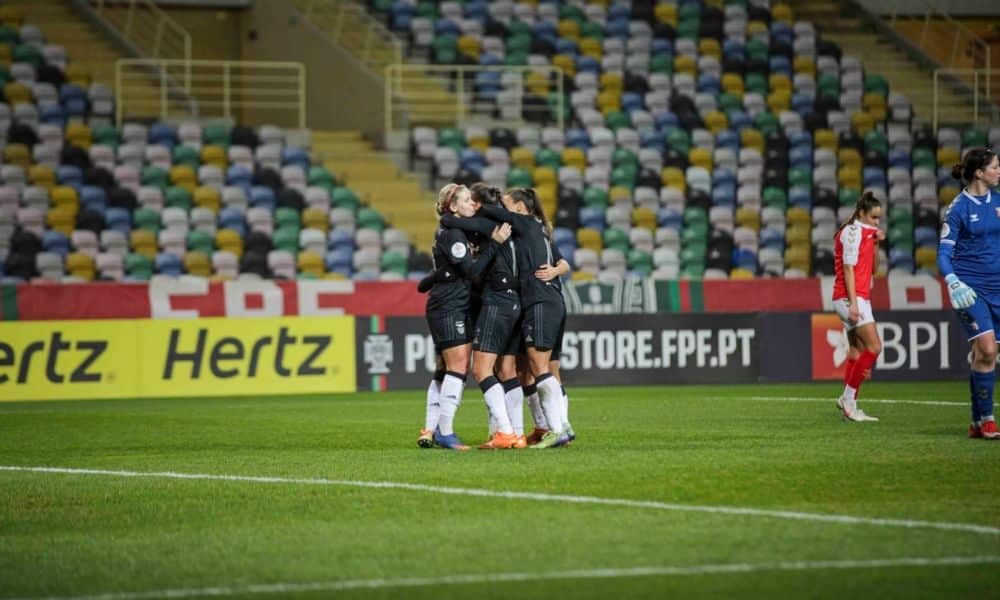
[843,385,857,401]
[423,379,441,431]
[437,373,464,436]
[488,415,497,436]
[504,383,525,435]
[527,389,547,430]
[482,380,513,435]
[562,389,571,429]
[536,374,563,434]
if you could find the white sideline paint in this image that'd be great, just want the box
[10,556,1000,600]
[2,466,999,536]
[704,396,967,407]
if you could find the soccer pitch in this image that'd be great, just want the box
[1,382,998,599]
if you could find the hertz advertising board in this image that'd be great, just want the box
[0,317,356,401]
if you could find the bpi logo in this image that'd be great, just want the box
[811,314,848,380]
[363,334,393,375]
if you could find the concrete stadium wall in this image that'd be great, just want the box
[239,0,385,138]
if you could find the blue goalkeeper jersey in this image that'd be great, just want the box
[938,189,1000,297]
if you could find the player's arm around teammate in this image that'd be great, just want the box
[938,148,1000,440]
[420,184,511,450]
[832,191,883,422]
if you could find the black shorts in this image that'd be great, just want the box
[550,309,567,359]
[523,299,565,352]
[474,290,521,355]
[426,310,471,351]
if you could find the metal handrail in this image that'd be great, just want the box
[932,68,1000,129]
[384,64,566,147]
[889,2,991,99]
[92,0,192,89]
[115,59,306,128]
[294,0,402,76]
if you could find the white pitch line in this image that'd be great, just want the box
[703,396,967,407]
[10,555,1000,600]
[2,465,998,537]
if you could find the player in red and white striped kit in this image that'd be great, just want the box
[832,191,884,422]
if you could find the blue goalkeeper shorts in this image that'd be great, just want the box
[955,292,1000,341]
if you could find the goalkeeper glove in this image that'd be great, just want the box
[945,273,977,309]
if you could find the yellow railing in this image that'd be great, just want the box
[91,0,191,65]
[293,0,402,76]
[384,64,566,144]
[933,68,1000,129]
[889,3,991,95]
[115,59,306,128]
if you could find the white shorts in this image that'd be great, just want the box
[834,296,875,331]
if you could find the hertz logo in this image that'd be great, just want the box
[162,327,332,379]
[0,333,106,384]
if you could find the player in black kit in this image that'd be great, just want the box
[476,188,572,448]
[436,183,527,449]
[419,183,511,450]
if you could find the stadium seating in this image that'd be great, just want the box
[381,0,974,280]
[0,10,421,283]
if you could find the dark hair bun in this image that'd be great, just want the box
[951,162,964,182]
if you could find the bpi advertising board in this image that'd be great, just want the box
[357,311,973,391]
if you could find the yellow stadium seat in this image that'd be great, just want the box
[609,186,632,203]
[193,186,221,213]
[0,5,25,26]
[183,251,212,277]
[130,230,158,259]
[689,147,713,171]
[769,73,792,93]
[65,123,92,150]
[786,207,811,227]
[838,148,862,170]
[850,111,875,135]
[673,55,697,76]
[3,143,30,168]
[51,186,79,211]
[632,207,656,231]
[46,207,76,236]
[511,147,535,169]
[747,21,768,36]
[863,93,887,122]
[655,3,678,25]
[580,38,603,59]
[297,251,325,278]
[200,145,227,169]
[793,56,816,76]
[597,89,621,112]
[66,252,95,281]
[814,129,838,151]
[3,82,31,104]
[599,72,623,92]
[703,110,728,134]
[170,165,197,192]
[466,135,489,152]
[660,167,686,192]
[736,206,761,230]
[838,166,862,188]
[772,3,794,23]
[557,18,580,41]
[215,229,243,258]
[302,207,328,232]
[552,54,576,77]
[698,38,721,59]
[562,148,586,170]
[577,227,603,252]
[784,245,810,271]
[937,147,960,168]
[456,35,480,61]
[915,247,937,270]
[29,165,55,190]
[324,272,348,280]
[526,70,550,96]
[767,90,791,113]
[533,166,557,186]
[722,73,744,97]
[740,129,765,153]
[730,268,755,280]
[64,64,91,87]
[571,270,595,281]
[939,186,960,206]
[536,184,557,216]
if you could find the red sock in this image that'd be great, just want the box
[843,358,857,386]
[847,351,878,391]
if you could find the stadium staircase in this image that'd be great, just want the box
[312,130,438,250]
[790,0,975,124]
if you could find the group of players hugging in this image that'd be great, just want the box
[417,183,575,450]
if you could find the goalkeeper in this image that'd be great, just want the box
[938,147,1000,440]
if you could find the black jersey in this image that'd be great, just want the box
[440,214,519,293]
[426,226,499,314]
[479,204,561,306]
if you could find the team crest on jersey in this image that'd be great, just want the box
[940,223,950,238]
[456,319,466,335]
[450,242,467,259]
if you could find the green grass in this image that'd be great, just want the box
[1,382,998,599]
